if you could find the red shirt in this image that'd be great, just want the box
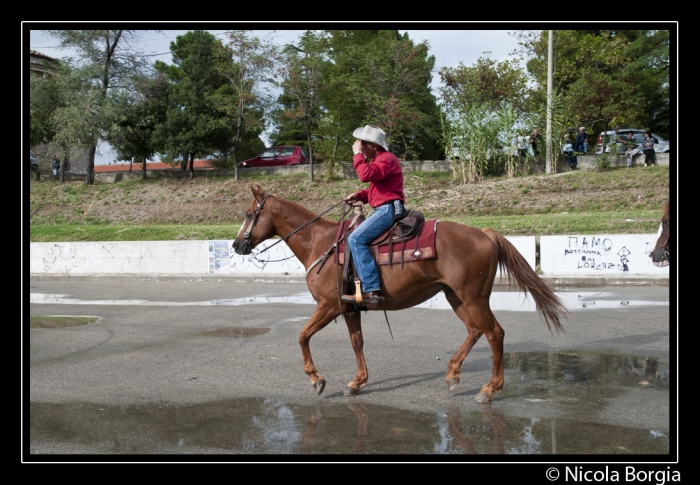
[352,150,405,208]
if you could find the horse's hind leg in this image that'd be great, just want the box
[443,287,484,392]
[444,288,505,402]
[468,301,505,402]
[299,303,340,395]
[342,311,368,396]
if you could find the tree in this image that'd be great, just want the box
[277,31,329,181]
[109,73,170,180]
[438,56,530,116]
[215,30,279,180]
[45,30,154,184]
[324,30,441,161]
[153,31,234,179]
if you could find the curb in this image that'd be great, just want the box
[29,273,669,287]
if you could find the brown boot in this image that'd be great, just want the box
[341,290,384,305]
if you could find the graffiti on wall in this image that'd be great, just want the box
[563,236,631,272]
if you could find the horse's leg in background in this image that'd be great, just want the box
[298,302,341,395]
[443,287,484,391]
[445,287,505,402]
[342,311,368,396]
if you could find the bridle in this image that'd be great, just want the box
[236,193,347,258]
[237,194,272,254]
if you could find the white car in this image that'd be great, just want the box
[594,129,669,155]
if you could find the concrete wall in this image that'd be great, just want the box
[30,232,666,278]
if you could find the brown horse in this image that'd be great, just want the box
[649,199,670,267]
[232,185,568,402]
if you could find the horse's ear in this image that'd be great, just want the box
[251,185,263,201]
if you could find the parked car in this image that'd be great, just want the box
[29,151,38,172]
[594,129,670,155]
[238,146,310,168]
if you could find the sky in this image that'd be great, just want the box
[27,27,523,165]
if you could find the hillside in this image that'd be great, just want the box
[28,166,670,240]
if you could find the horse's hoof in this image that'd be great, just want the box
[447,378,460,391]
[313,380,326,395]
[475,392,493,403]
[343,386,359,396]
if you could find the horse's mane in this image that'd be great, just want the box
[270,193,340,228]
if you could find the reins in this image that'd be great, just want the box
[241,195,347,263]
[239,194,395,339]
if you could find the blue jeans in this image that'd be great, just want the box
[347,200,402,292]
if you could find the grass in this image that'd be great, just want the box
[29,316,99,328]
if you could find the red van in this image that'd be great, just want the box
[238,146,310,168]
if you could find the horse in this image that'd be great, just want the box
[232,185,568,402]
[649,199,670,267]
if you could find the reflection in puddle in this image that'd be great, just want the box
[29,351,669,455]
[29,291,668,312]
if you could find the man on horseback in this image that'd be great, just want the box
[341,124,405,305]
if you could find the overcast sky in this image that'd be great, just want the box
[28,27,523,164]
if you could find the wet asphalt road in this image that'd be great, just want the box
[26,279,673,459]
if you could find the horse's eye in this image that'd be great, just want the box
[245,212,252,219]
[663,220,669,225]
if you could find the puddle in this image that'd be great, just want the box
[29,351,670,455]
[29,291,668,312]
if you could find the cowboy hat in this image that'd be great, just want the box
[353,124,388,151]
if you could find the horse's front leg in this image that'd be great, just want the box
[342,311,368,396]
[299,303,339,395]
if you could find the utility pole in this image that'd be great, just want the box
[546,30,553,174]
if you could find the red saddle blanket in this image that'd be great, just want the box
[334,219,439,266]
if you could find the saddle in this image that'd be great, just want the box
[325,203,438,297]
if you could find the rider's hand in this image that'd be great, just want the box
[344,193,358,204]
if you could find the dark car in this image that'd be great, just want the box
[238,146,310,168]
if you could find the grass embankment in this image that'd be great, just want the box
[28,166,670,242]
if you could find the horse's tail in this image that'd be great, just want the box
[481,228,568,335]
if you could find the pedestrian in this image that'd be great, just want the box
[576,127,589,154]
[562,134,577,170]
[517,132,530,160]
[642,130,657,166]
[341,124,405,305]
[529,128,544,157]
[51,154,61,179]
[624,132,641,167]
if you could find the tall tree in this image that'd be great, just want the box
[109,73,170,180]
[153,30,234,179]
[215,30,279,180]
[45,30,153,184]
[277,31,329,181]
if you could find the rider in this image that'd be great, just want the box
[341,125,405,305]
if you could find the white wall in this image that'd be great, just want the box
[29,233,665,277]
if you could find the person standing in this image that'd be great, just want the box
[562,134,577,170]
[51,154,61,179]
[642,130,657,166]
[624,132,641,167]
[341,125,405,305]
[529,128,544,157]
[575,127,589,154]
[517,132,530,160]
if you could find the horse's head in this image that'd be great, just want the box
[232,185,276,255]
[649,199,670,267]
